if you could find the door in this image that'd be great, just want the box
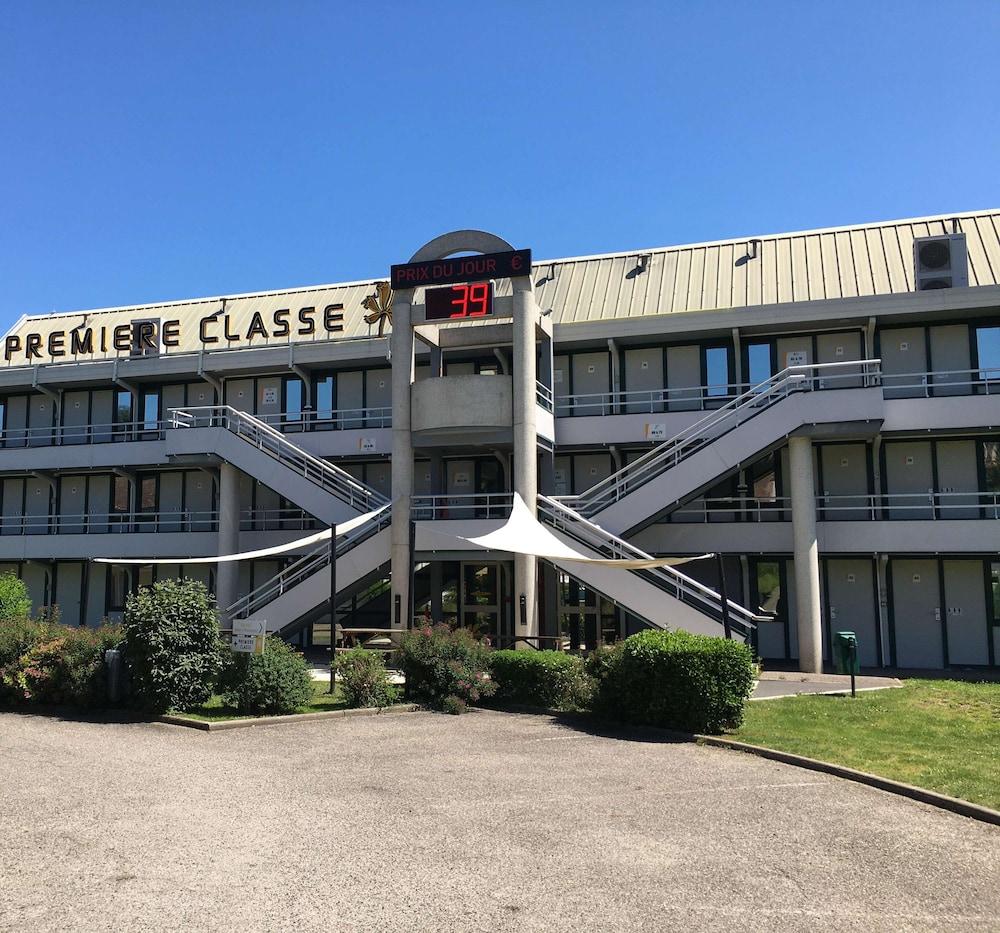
[28,394,54,446]
[623,348,665,413]
[666,345,701,411]
[883,441,934,519]
[55,563,84,628]
[929,324,971,396]
[461,562,502,641]
[935,440,979,519]
[891,559,943,668]
[820,444,870,520]
[942,560,990,666]
[59,477,87,534]
[825,559,879,667]
[62,391,90,444]
[880,327,927,398]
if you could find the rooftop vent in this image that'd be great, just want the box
[913,233,968,291]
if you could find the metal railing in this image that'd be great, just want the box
[557,383,744,417]
[535,382,554,412]
[259,407,393,431]
[228,506,392,622]
[880,366,1000,397]
[0,419,171,448]
[0,509,219,535]
[538,495,761,640]
[240,508,320,531]
[411,493,513,521]
[560,360,882,518]
[668,491,1000,522]
[168,405,388,512]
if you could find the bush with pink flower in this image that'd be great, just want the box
[397,623,495,713]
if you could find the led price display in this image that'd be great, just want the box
[424,282,494,321]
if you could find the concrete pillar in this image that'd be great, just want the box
[512,277,538,645]
[390,292,414,631]
[216,462,240,622]
[789,436,822,672]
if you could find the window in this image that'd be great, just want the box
[746,342,773,389]
[976,326,1000,382]
[141,390,159,431]
[991,562,1000,627]
[284,378,304,424]
[115,390,133,424]
[983,441,1000,492]
[315,375,334,427]
[112,476,130,513]
[704,347,731,399]
[108,566,131,612]
[755,561,783,617]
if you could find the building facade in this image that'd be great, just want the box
[1,211,999,671]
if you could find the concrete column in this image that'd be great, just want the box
[789,436,822,672]
[512,277,538,645]
[216,462,240,622]
[390,292,414,631]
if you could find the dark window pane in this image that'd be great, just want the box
[113,477,130,512]
[977,327,1000,378]
[115,390,132,423]
[756,562,781,616]
[984,442,1000,492]
[705,347,730,397]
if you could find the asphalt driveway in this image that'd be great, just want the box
[1,708,997,932]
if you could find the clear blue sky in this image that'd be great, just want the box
[1,1,998,327]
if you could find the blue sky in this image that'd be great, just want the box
[1,1,998,327]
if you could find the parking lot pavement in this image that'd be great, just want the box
[1,708,998,933]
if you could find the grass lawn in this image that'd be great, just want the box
[172,682,349,722]
[731,679,1000,809]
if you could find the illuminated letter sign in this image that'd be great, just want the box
[390,249,531,289]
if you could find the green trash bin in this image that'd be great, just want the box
[833,631,859,676]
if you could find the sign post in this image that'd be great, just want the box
[329,523,337,695]
[232,618,266,655]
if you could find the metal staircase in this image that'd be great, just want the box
[538,495,763,641]
[227,506,392,632]
[167,405,388,521]
[559,361,883,534]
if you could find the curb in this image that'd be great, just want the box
[695,735,1000,827]
[157,703,420,732]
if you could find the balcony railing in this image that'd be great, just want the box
[411,493,513,521]
[557,383,744,417]
[0,509,219,535]
[535,382,554,412]
[667,491,1000,522]
[0,419,171,448]
[258,407,392,431]
[239,508,320,532]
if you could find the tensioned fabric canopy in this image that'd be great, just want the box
[421,494,710,569]
[91,504,389,565]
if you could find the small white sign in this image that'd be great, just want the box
[359,437,376,452]
[640,360,649,370]
[835,345,844,356]
[454,471,470,487]
[261,386,278,405]
[846,573,856,583]
[553,370,563,384]
[587,364,596,374]
[899,341,909,352]
[785,350,808,368]
[232,633,264,655]
[234,618,266,637]
[645,423,666,441]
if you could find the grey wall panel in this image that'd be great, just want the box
[338,372,364,427]
[257,376,282,419]
[571,352,610,400]
[59,476,87,533]
[891,559,943,668]
[24,478,51,533]
[84,564,107,626]
[159,472,184,531]
[572,454,613,495]
[186,381,215,407]
[929,324,971,396]
[624,348,665,413]
[87,475,111,531]
[776,336,812,370]
[27,395,53,446]
[884,441,934,519]
[445,361,475,376]
[817,331,863,387]
[666,345,701,411]
[553,355,570,415]
[880,326,927,398]
[21,563,50,615]
[935,439,979,519]
[161,384,186,414]
[2,478,24,534]
[820,443,869,520]
[5,395,27,440]
[365,369,391,411]
[553,456,571,496]
[942,560,990,665]
[62,390,90,444]
[185,472,215,531]
[91,390,113,442]
[825,558,878,667]
[226,378,254,414]
[365,462,391,497]
[55,562,84,627]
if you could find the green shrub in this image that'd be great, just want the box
[398,624,495,713]
[219,637,314,715]
[335,647,400,708]
[590,629,755,734]
[489,650,593,711]
[0,572,32,622]
[15,624,121,707]
[121,579,223,713]
[0,617,50,702]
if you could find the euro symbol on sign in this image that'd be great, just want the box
[511,255,522,271]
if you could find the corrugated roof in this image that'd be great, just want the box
[7,210,1000,357]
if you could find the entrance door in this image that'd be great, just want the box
[825,559,879,667]
[942,560,990,666]
[890,559,943,668]
[461,562,502,641]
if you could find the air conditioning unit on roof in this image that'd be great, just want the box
[913,233,968,291]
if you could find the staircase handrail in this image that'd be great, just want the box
[168,405,389,511]
[561,359,881,517]
[227,506,392,620]
[539,495,766,638]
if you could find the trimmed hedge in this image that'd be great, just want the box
[590,629,755,734]
[335,648,400,709]
[219,637,314,715]
[489,650,592,711]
